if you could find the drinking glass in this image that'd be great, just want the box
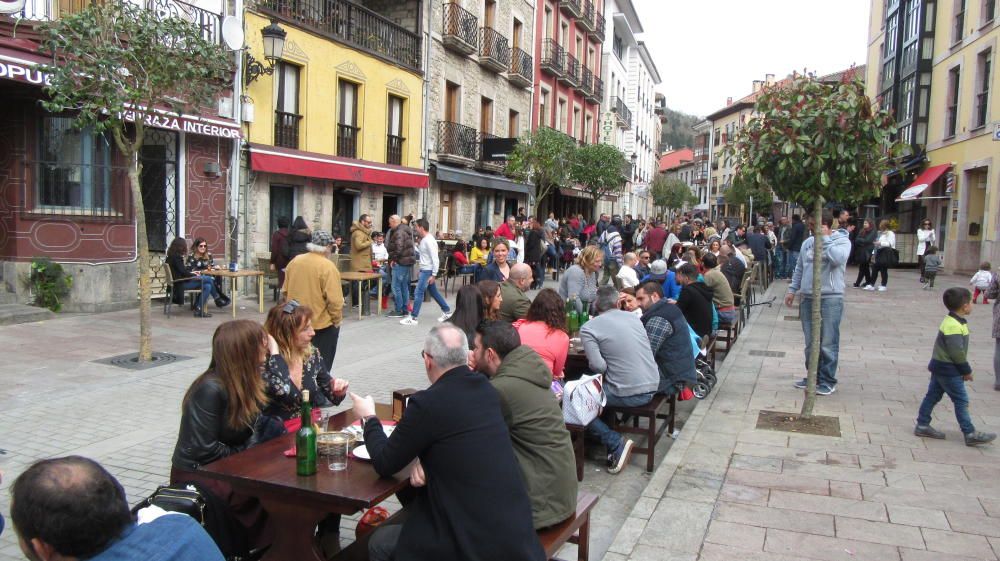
[320,431,352,471]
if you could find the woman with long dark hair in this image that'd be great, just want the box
[480,239,512,282]
[187,236,230,306]
[449,285,485,347]
[478,279,503,320]
[852,219,877,288]
[285,216,311,262]
[166,237,222,317]
[516,288,569,379]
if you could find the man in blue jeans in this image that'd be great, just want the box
[785,210,850,396]
[579,286,660,474]
[386,215,416,318]
[401,218,452,326]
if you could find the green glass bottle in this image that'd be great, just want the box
[579,300,590,326]
[566,294,580,335]
[296,389,317,476]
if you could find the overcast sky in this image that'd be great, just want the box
[634,0,871,117]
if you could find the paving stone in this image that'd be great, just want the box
[826,452,861,467]
[715,501,835,536]
[625,545,696,561]
[768,490,888,522]
[718,482,770,506]
[829,481,863,500]
[727,468,831,496]
[637,498,713,552]
[764,528,901,561]
[705,520,766,550]
[607,516,647,555]
[699,542,817,561]
[781,459,887,485]
[662,473,723,504]
[886,504,952,530]
[859,454,968,479]
[732,454,783,473]
[834,516,925,548]
[921,527,997,559]
[899,548,990,561]
[944,511,1000,538]
[861,484,986,514]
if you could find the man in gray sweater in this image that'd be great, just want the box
[579,286,660,474]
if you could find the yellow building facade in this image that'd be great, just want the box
[242,3,426,260]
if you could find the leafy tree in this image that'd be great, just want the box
[725,73,902,417]
[651,175,697,217]
[571,143,628,218]
[724,173,774,224]
[506,127,577,218]
[40,1,233,360]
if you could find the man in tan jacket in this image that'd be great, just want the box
[350,214,374,272]
[283,229,344,372]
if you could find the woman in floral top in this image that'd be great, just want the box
[186,237,230,306]
[262,300,349,421]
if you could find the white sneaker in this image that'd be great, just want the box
[878,286,887,292]
[863,285,876,291]
[400,316,419,326]
[438,311,453,322]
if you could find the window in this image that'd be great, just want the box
[946,66,961,137]
[337,80,359,158]
[584,114,592,143]
[903,0,919,41]
[480,96,493,134]
[512,18,522,49]
[576,36,583,59]
[983,0,996,25]
[274,62,301,148]
[975,49,991,128]
[954,0,966,43]
[557,98,567,132]
[612,34,624,60]
[884,14,898,57]
[588,46,596,72]
[573,107,581,139]
[387,95,404,165]
[544,7,552,40]
[508,109,519,137]
[539,89,549,128]
[899,76,915,122]
[36,116,112,211]
[445,81,460,122]
[483,0,495,28]
[713,128,720,146]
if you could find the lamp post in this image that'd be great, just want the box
[244,21,286,85]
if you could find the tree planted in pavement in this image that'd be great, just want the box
[40,1,233,361]
[725,72,902,417]
[506,127,578,218]
[651,175,697,218]
[572,143,629,220]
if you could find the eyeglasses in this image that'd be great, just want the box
[420,350,432,359]
[282,299,300,314]
[198,244,207,248]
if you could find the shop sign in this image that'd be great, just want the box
[601,111,616,145]
[120,106,241,139]
[0,59,51,86]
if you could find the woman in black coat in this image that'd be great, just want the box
[852,219,877,288]
[285,216,311,262]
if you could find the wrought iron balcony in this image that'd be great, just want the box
[441,2,477,55]
[337,123,359,158]
[560,52,580,87]
[578,0,596,32]
[259,0,421,72]
[476,132,505,171]
[478,26,511,74]
[507,47,533,87]
[540,38,565,77]
[559,0,583,18]
[20,0,223,45]
[386,134,404,165]
[274,111,302,149]
[610,96,631,130]
[437,120,478,165]
[587,75,604,104]
[579,67,593,96]
[589,10,605,41]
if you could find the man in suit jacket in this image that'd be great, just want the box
[351,324,545,561]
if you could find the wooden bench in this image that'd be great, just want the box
[335,493,599,561]
[605,393,677,472]
[566,423,585,482]
[539,492,599,561]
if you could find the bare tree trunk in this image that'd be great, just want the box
[116,125,151,361]
[801,197,825,418]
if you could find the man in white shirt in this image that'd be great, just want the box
[616,252,640,288]
[401,218,452,326]
[371,232,389,261]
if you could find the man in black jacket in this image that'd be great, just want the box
[787,214,806,270]
[351,324,545,561]
[673,264,715,338]
[387,214,416,318]
[746,226,772,264]
[524,217,545,289]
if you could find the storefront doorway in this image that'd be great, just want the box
[382,194,399,232]
[139,129,178,252]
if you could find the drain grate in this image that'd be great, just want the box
[749,350,787,357]
[784,315,801,321]
[94,352,193,371]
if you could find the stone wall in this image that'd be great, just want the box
[363,0,421,33]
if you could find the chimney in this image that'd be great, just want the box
[752,80,763,93]
[765,73,775,86]
[726,96,733,106]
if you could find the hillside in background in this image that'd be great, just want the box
[659,106,701,151]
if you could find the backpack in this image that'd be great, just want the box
[600,233,618,267]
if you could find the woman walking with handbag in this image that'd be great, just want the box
[916,219,937,283]
[865,220,896,292]
[852,219,877,288]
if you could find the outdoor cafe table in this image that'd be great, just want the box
[340,270,382,320]
[201,269,265,319]
[198,404,410,561]
[565,338,588,381]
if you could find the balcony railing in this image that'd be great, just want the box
[337,123,359,158]
[437,120,478,162]
[561,52,580,86]
[540,38,565,76]
[508,46,533,87]
[260,0,421,72]
[578,0,596,32]
[26,160,131,220]
[386,134,404,165]
[588,75,604,103]
[559,0,582,18]
[611,96,632,129]
[579,67,593,96]
[478,26,511,73]
[441,2,477,55]
[20,0,223,45]
[274,111,302,149]
[589,10,605,41]
[477,132,505,169]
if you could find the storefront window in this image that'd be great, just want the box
[36,116,112,211]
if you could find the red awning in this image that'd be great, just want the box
[250,143,428,189]
[896,164,951,202]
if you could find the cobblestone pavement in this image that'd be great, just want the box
[0,278,696,560]
[602,268,1000,561]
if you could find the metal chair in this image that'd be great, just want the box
[163,264,202,318]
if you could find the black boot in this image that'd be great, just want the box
[194,308,213,318]
[215,294,230,308]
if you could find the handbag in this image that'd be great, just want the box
[562,373,606,425]
[132,484,205,524]
[874,247,899,268]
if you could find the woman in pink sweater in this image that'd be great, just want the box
[515,288,569,379]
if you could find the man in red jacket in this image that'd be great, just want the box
[495,215,517,241]
[643,220,668,259]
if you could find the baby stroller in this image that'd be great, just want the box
[691,335,717,399]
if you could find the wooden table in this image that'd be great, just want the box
[202,269,265,318]
[198,404,409,561]
[340,271,382,320]
[565,339,589,381]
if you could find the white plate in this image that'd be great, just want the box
[352,444,370,460]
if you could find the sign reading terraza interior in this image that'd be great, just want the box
[119,108,241,139]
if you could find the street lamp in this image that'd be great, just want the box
[244,21,287,86]
[630,152,638,181]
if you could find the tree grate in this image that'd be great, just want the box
[94,352,192,371]
[748,350,787,357]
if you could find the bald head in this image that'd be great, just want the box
[509,263,533,290]
[388,214,401,228]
